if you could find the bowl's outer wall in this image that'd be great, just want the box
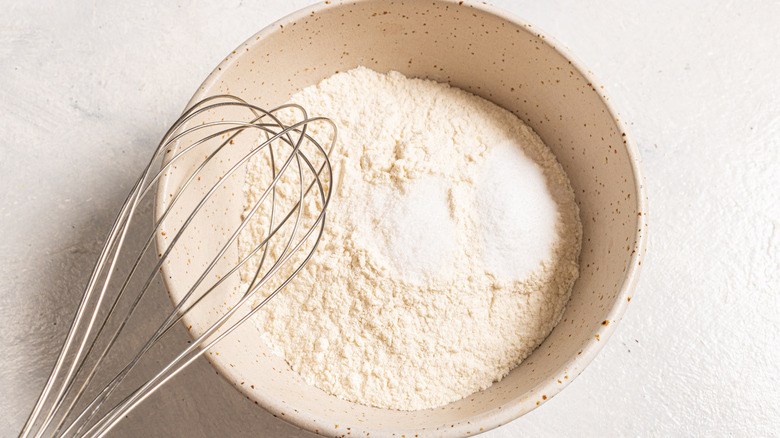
[156,1,647,436]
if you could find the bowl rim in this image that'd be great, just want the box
[162,0,648,435]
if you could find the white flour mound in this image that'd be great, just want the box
[238,67,582,411]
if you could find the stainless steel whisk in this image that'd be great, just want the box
[19,95,336,438]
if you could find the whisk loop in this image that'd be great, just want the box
[20,95,336,438]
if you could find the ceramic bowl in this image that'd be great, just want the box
[155,0,647,436]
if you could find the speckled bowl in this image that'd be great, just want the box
[155,0,647,436]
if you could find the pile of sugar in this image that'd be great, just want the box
[238,66,582,410]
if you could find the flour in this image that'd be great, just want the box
[238,67,582,410]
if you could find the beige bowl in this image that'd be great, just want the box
[155,0,647,436]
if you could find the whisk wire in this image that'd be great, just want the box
[20,95,336,438]
[87,126,333,438]
[50,119,283,436]
[38,102,270,437]
[66,112,334,438]
[66,114,318,436]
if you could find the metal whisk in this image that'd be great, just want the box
[19,95,336,438]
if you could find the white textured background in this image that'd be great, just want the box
[1,0,778,436]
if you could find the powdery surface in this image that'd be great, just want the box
[238,67,582,411]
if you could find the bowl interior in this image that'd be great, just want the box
[156,1,646,436]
